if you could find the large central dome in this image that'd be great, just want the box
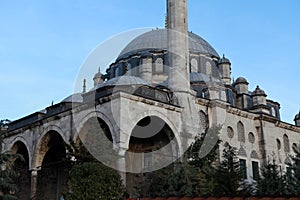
[117,29,219,60]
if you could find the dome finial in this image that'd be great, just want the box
[82,79,86,93]
[98,66,100,73]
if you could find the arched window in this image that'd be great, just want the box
[199,111,208,134]
[283,134,290,153]
[292,143,298,153]
[126,63,132,75]
[276,138,281,150]
[206,61,212,75]
[227,126,234,138]
[155,57,164,73]
[270,107,276,117]
[115,67,119,77]
[202,88,209,99]
[237,121,245,143]
[250,151,259,159]
[248,132,255,144]
[238,146,247,157]
[191,58,198,72]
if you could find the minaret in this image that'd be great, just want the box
[167,0,200,149]
[167,0,190,93]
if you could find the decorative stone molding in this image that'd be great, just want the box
[227,106,257,120]
[275,121,300,133]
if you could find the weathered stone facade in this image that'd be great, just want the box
[2,0,300,199]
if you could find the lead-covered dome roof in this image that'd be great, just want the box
[295,111,300,120]
[117,29,219,60]
[94,76,150,90]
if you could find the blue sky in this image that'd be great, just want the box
[0,0,299,124]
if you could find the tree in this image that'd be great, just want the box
[146,161,197,198]
[287,143,300,196]
[132,126,222,198]
[255,158,286,196]
[214,142,241,196]
[64,138,125,200]
[0,119,22,200]
[64,162,124,200]
[186,126,221,196]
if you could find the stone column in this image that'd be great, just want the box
[116,147,127,185]
[30,169,39,200]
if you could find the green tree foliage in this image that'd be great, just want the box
[64,117,125,200]
[186,126,221,196]
[214,142,241,196]
[64,162,124,200]
[287,143,300,196]
[0,120,22,200]
[131,126,221,198]
[146,162,197,197]
[255,158,286,196]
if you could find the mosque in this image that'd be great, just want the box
[1,0,300,199]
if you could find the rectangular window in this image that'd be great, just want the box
[252,161,259,181]
[239,159,247,179]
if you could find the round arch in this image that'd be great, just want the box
[10,139,31,200]
[33,129,67,200]
[73,111,116,146]
[9,136,32,169]
[41,125,68,144]
[33,128,66,169]
[127,110,183,156]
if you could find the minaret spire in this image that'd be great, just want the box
[167,0,190,93]
[165,14,168,29]
[82,79,86,93]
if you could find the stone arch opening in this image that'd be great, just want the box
[79,117,113,143]
[126,116,179,195]
[77,117,116,166]
[36,131,67,200]
[74,111,116,147]
[11,141,30,200]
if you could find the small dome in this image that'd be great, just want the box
[94,72,102,79]
[295,111,300,120]
[252,86,266,96]
[234,77,248,85]
[61,93,83,103]
[94,75,150,90]
[93,68,103,79]
[218,54,231,65]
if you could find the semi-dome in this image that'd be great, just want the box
[117,29,219,60]
[94,75,150,90]
[61,93,83,103]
